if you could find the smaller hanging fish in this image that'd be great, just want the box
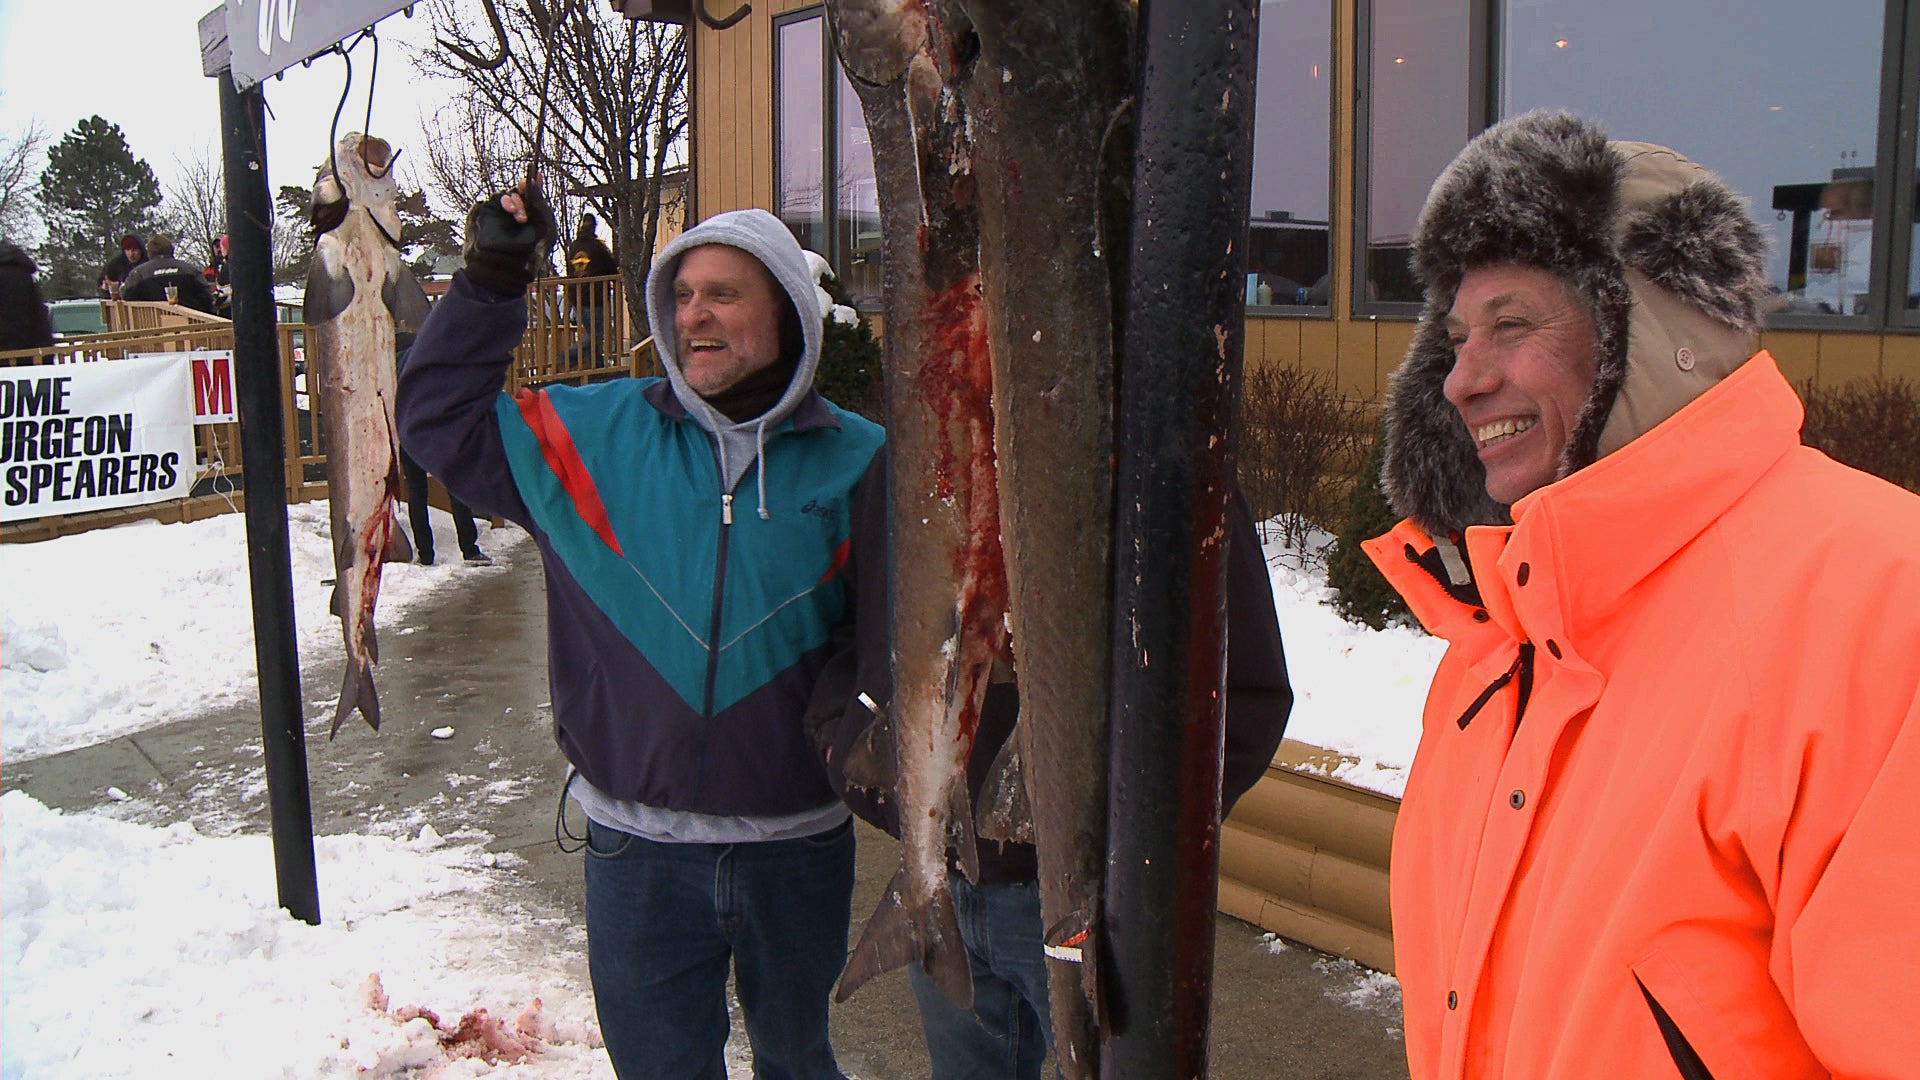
[305,132,431,736]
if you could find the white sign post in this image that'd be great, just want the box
[0,356,197,522]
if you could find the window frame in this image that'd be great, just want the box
[1889,0,1920,330]
[1350,0,1493,320]
[772,5,883,312]
[1244,0,1341,319]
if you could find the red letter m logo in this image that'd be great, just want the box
[192,354,236,424]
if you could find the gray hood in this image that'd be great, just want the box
[644,208,826,513]
[1380,111,1770,537]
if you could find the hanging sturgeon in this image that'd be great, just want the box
[828,0,1010,1010]
[304,132,431,736]
[827,8,1132,1078]
[958,6,1131,1076]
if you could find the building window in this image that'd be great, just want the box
[774,9,881,309]
[1899,0,1920,327]
[1356,0,1472,312]
[1501,0,1889,325]
[1247,0,1335,312]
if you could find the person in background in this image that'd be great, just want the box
[1365,110,1920,1078]
[810,472,1293,1079]
[99,234,147,298]
[397,182,881,1080]
[394,330,489,566]
[0,240,56,350]
[119,234,216,314]
[564,212,619,368]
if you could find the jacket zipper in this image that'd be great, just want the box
[702,492,732,719]
[1455,642,1536,730]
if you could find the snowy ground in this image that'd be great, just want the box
[2,506,1432,1078]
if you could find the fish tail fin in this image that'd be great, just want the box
[837,868,973,1008]
[330,656,382,737]
[974,733,1033,844]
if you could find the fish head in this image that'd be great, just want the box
[829,0,928,87]
[315,132,404,241]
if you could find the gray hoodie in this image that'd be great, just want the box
[645,208,826,521]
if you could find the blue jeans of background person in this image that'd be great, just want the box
[907,875,1054,1080]
[583,816,855,1080]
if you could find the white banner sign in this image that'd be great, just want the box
[1,356,196,522]
[223,0,416,90]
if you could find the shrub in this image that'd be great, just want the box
[1235,362,1370,556]
[1798,376,1920,493]
[1325,418,1411,629]
[813,272,885,422]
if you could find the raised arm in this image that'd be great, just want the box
[395,184,557,526]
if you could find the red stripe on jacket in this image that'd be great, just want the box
[513,388,625,557]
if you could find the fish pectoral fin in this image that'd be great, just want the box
[973,734,1034,844]
[839,715,899,792]
[837,869,973,1009]
[304,255,356,325]
[381,510,414,565]
[946,780,982,885]
[384,267,432,331]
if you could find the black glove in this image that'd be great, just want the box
[461,183,557,297]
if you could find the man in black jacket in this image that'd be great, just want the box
[0,241,55,350]
[119,234,217,314]
[811,462,1292,1079]
[564,212,619,367]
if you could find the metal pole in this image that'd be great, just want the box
[219,65,322,926]
[1102,0,1258,1074]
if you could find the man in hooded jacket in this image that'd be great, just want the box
[1364,111,1920,1079]
[397,184,882,1080]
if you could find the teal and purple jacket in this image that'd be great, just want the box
[397,274,884,816]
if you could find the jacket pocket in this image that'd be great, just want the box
[1630,948,1776,1080]
[1635,976,1715,1080]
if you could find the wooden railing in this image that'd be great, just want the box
[512,274,660,386]
[2,275,645,542]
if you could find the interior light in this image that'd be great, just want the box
[1555,38,1569,49]
[1394,56,1406,64]
[1769,105,1784,111]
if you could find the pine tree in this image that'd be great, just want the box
[812,271,884,422]
[1325,418,1412,629]
[34,116,161,298]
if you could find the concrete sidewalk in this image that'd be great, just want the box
[2,530,1409,1080]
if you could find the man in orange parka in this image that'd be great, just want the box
[1364,111,1920,1079]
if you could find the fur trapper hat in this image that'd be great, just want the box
[1380,111,1769,536]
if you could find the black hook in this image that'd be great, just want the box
[696,0,750,31]
[440,0,510,70]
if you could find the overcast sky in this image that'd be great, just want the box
[0,0,459,226]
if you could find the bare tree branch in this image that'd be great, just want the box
[0,120,49,246]
[160,146,226,267]
[411,0,688,334]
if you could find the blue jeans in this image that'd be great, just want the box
[907,875,1054,1080]
[583,816,855,1080]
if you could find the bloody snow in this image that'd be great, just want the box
[1,505,1434,1077]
